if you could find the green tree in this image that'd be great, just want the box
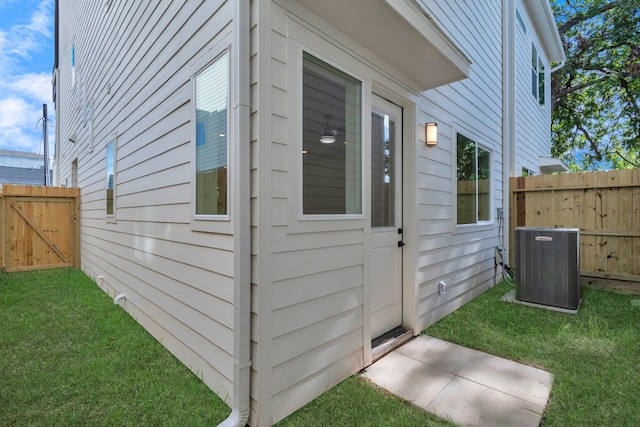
[551,0,640,170]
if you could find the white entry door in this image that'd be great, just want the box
[370,94,403,340]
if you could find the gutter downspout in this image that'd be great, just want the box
[502,0,515,265]
[550,60,565,73]
[218,0,251,426]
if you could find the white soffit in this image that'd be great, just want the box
[539,156,569,174]
[293,0,471,91]
[524,0,566,63]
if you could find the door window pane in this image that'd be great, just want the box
[302,53,362,215]
[371,111,395,227]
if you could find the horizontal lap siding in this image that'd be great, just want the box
[262,4,365,424]
[515,0,552,174]
[417,0,504,330]
[57,0,236,402]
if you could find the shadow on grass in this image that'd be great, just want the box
[0,268,231,426]
[424,281,640,427]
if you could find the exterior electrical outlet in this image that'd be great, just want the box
[438,281,447,295]
[515,228,580,310]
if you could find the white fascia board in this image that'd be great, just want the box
[525,0,566,63]
[292,0,471,90]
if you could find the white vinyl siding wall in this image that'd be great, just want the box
[416,1,503,329]
[514,0,553,175]
[259,6,366,423]
[257,0,502,423]
[56,0,236,402]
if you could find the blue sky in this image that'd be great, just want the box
[0,0,54,156]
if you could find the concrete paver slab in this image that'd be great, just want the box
[396,335,478,374]
[361,351,455,408]
[458,352,553,407]
[363,336,554,427]
[426,376,545,427]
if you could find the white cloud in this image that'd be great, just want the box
[0,98,32,129]
[0,97,47,152]
[1,0,51,62]
[8,72,52,101]
[0,0,54,154]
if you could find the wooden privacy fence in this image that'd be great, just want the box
[509,169,640,294]
[0,185,80,272]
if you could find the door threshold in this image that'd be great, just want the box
[371,327,413,362]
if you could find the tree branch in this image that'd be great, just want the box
[559,2,618,34]
[613,149,640,167]
[556,76,610,98]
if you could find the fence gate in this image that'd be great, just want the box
[0,185,80,272]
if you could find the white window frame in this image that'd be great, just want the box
[105,133,117,223]
[88,100,94,152]
[531,43,546,106]
[297,47,365,222]
[189,38,233,234]
[71,43,76,89]
[453,128,493,228]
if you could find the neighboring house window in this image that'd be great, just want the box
[71,44,76,88]
[516,9,526,34]
[302,52,362,215]
[106,140,115,216]
[194,51,229,216]
[456,133,491,225]
[538,59,545,106]
[531,44,545,106]
[88,101,94,152]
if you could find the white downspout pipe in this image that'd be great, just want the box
[218,0,251,426]
[501,0,515,266]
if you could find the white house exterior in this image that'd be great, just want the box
[52,1,564,425]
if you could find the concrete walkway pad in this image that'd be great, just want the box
[362,335,553,426]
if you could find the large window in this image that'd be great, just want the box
[531,44,545,106]
[106,140,115,216]
[456,133,491,225]
[195,51,228,216]
[302,52,362,215]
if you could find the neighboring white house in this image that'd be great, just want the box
[0,150,51,186]
[52,0,564,425]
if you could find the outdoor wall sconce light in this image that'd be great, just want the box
[320,114,337,144]
[426,122,438,147]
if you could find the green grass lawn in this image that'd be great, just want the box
[425,281,640,426]
[0,268,231,426]
[2,269,639,426]
[1,268,442,426]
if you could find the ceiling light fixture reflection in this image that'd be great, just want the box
[320,114,337,144]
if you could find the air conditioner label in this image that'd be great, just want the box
[535,236,553,242]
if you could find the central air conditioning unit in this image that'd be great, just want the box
[514,227,580,310]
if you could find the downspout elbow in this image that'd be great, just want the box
[113,293,126,304]
[217,407,250,427]
[550,59,565,73]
